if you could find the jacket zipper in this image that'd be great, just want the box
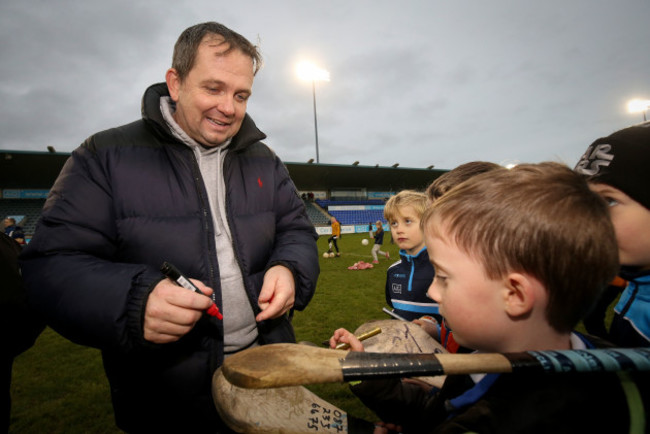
[187,150,217,301]
[222,153,262,316]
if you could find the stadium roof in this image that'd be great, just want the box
[1,150,447,192]
[286,161,445,191]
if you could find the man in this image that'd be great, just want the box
[21,22,319,433]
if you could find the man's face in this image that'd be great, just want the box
[388,205,424,256]
[589,183,650,269]
[425,224,510,352]
[167,38,254,147]
[3,218,11,228]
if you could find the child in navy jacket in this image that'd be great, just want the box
[384,190,439,322]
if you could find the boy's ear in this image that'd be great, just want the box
[502,273,536,317]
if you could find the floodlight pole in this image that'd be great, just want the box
[312,80,320,164]
[297,61,328,164]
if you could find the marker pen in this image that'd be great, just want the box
[160,262,223,320]
[335,327,382,350]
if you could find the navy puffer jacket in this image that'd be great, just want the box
[20,83,319,433]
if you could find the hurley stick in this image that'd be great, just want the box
[221,343,650,389]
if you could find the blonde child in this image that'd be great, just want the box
[370,220,389,263]
[384,191,438,321]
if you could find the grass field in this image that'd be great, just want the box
[9,232,396,433]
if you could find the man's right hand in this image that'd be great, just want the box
[143,278,215,343]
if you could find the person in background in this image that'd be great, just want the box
[575,121,650,347]
[1,232,44,431]
[20,22,319,433]
[370,220,389,264]
[332,162,648,433]
[327,216,341,257]
[3,217,25,245]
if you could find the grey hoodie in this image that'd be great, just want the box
[161,97,258,353]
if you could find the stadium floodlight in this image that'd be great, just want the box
[297,61,330,164]
[628,99,650,121]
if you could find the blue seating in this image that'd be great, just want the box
[309,199,388,226]
[303,200,330,225]
[328,210,387,226]
[316,199,385,207]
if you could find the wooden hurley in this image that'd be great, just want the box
[221,343,650,389]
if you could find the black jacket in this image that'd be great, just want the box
[20,83,319,433]
[385,247,438,321]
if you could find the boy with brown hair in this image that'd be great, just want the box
[332,162,648,432]
[419,161,504,350]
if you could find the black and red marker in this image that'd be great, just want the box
[161,261,223,320]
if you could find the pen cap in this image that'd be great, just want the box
[160,262,181,280]
[207,304,223,320]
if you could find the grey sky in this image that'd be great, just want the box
[1,0,648,170]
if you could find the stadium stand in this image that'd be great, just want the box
[315,199,386,207]
[303,200,330,225]
[327,209,387,226]
[313,198,389,226]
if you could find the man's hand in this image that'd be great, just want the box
[256,265,295,322]
[144,278,215,343]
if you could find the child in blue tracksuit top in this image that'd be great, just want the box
[575,121,650,347]
[383,190,439,322]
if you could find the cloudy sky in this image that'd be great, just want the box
[1,0,648,170]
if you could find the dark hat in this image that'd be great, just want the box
[575,121,650,210]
